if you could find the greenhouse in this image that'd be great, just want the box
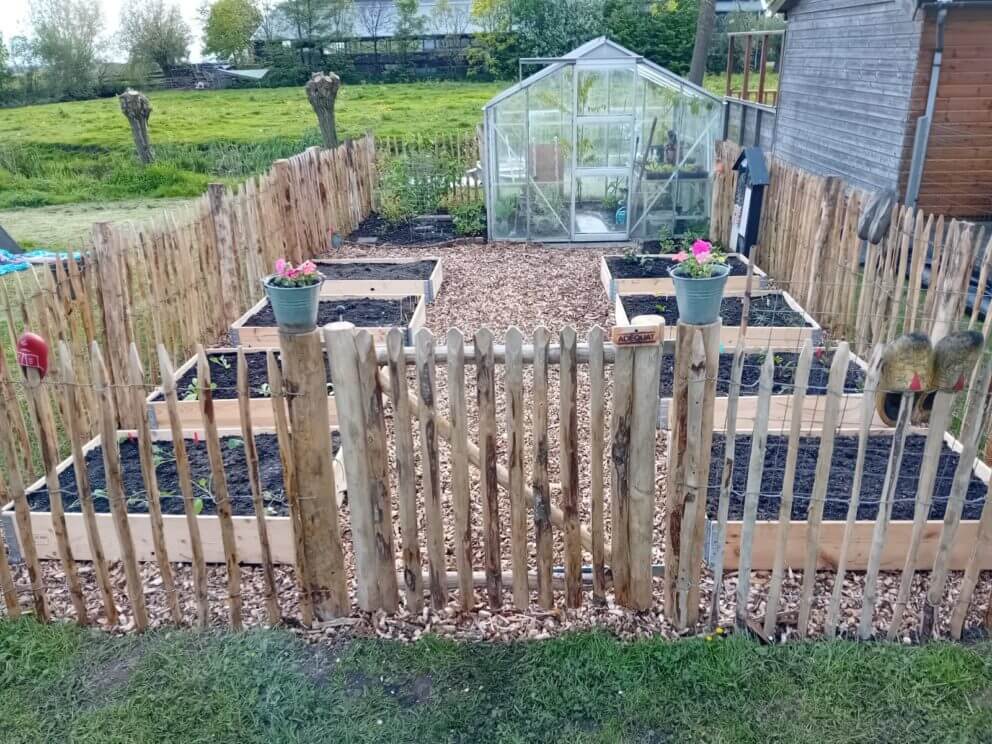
[482,37,723,243]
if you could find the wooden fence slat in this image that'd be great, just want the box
[919,353,992,639]
[531,327,553,609]
[414,328,448,609]
[905,213,932,333]
[0,517,18,617]
[824,348,882,638]
[972,234,992,330]
[356,330,400,613]
[126,345,180,625]
[736,353,773,631]
[797,342,850,637]
[237,347,281,626]
[949,476,992,638]
[610,343,634,607]
[265,350,312,626]
[588,325,607,605]
[887,388,955,639]
[559,326,582,609]
[390,328,425,611]
[196,347,243,629]
[763,340,814,638]
[475,327,502,609]
[157,345,209,629]
[628,316,663,612]
[505,326,529,609]
[59,342,118,624]
[92,342,148,631]
[708,345,745,628]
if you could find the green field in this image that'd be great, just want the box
[1,619,990,743]
[0,82,502,210]
[0,74,765,217]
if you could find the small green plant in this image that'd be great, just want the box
[256,382,272,398]
[209,355,232,370]
[658,225,677,254]
[183,377,217,402]
[447,199,486,237]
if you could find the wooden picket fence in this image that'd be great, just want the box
[711,141,990,357]
[3,306,992,639]
[1,135,376,476]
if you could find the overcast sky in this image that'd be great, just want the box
[1,0,208,61]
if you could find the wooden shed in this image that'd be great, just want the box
[767,0,992,219]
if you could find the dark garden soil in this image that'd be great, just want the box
[315,259,437,280]
[246,296,420,328]
[607,255,750,280]
[348,212,459,246]
[658,351,865,398]
[621,293,812,328]
[706,433,987,522]
[640,237,726,254]
[27,433,341,517]
[148,351,333,402]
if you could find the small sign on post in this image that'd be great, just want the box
[611,325,662,347]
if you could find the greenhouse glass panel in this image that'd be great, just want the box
[483,37,722,242]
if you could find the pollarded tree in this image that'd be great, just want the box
[119,0,192,72]
[203,0,263,63]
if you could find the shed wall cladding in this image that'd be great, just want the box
[900,7,992,219]
[774,0,923,193]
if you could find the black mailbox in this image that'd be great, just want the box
[730,147,769,258]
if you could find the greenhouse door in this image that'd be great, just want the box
[570,62,637,242]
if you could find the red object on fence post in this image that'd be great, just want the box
[16,331,49,378]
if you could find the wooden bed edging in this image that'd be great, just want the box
[229,293,427,348]
[600,252,768,302]
[698,429,992,571]
[144,347,337,429]
[2,427,346,565]
[316,256,444,303]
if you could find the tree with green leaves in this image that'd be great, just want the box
[203,0,263,63]
[29,0,105,99]
[119,0,192,71]
[605,0,697,76]
[0,35,11,96]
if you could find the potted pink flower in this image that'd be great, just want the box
[667,239,729,324]
[262,258,325,333]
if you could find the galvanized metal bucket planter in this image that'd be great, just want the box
[262,274,325,334]
[668,263,730,324]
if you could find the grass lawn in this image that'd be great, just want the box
[0,81,502,210]
[1,619,991,743]
[0,74,763,214]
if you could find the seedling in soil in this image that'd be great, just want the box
[256,383,272,398]
[209,355,232,370]
[226,438,244,450]
[655,303,666,314]
[183,377,217,401]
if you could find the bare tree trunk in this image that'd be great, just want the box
[305,72,342,148]
[689,0,716,87]
[118,89,154,164]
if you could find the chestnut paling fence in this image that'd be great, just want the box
[711,140,991,355]
[1,135,376,477]
[1,302,992,640]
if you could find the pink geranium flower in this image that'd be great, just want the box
[269,257,322,288]
[691,239,713,257]
[275,257,288,276]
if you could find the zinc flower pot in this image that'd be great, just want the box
[668,263,730,325]
[262,274,325,334]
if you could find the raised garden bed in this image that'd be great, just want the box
[1,429,344,565]
[230,294,426,348]
[600,253,766,300]
[315,257,443,303]
[616,291,822,349]
[145,348,336,430]
[693,430,992,571]
[348,212,484,245]
[657,350,878,432]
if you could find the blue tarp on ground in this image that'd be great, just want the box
[0,250,82,277]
